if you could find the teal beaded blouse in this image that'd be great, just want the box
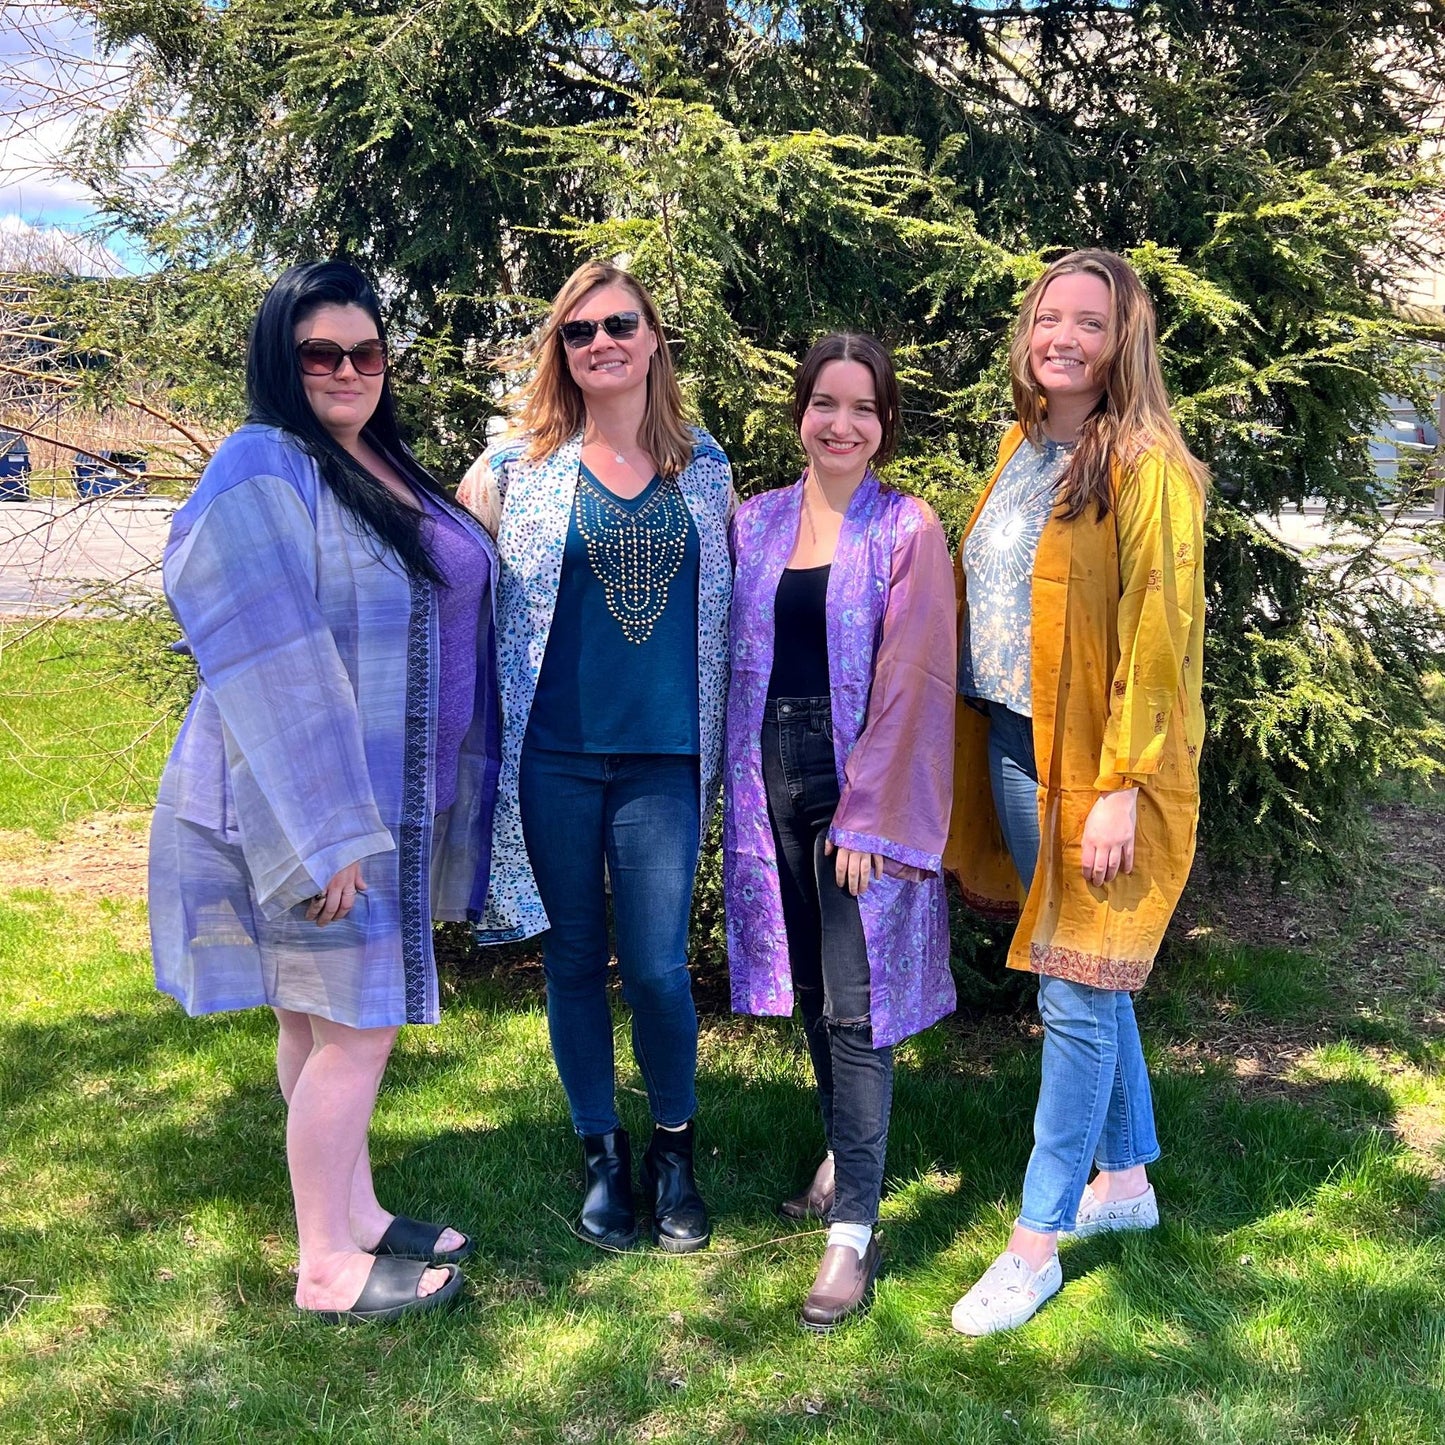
[528,466,701,753]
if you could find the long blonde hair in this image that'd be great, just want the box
[1010,249,1209,521]
[516,261,695,479]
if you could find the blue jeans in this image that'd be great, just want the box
[987,701,1161,1233]
[519,744,701,1136]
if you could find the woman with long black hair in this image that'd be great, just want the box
[150,260,501,1323]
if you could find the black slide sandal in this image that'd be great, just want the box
[307,1256,462,1324]
[370,1215,476,1265]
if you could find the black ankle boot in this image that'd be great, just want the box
[639,1122,711,1253]
[577,1128,638,1250]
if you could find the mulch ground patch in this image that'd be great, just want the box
[13,794,1441,1107]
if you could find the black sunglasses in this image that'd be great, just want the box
[558,311,642,349]
[296,338,388,376]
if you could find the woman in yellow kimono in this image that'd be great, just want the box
[946,250,1207,1336]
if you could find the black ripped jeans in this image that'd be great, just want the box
[762,696,894,1225]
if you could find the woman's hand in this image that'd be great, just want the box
[825,840,885,897]
[1080,788,1138,886]
[305,862,367,925]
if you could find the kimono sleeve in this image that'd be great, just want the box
[1096,450,1205,789]
[456,437,522,536]
[830,502,958,874]
[164,473,394,912]
[721,456,739,523]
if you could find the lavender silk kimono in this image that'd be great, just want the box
[149,426,501,1028]
[724,476,958,1048]
[473,428,734,944]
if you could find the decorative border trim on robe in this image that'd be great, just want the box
[399,572,438,1023]
[829,827,942,875]
[1028,942,1152,993]
[957,882,1022,922]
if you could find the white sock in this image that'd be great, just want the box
[827,1221,873,1260]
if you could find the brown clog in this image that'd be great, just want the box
[779,1155,836,1221]
[800,1235,882,1332]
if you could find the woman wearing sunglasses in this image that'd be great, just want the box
[150,260,501,1322]
[458,261,733,1254]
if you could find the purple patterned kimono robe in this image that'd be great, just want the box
[724,474,958,1048]
[150,426,500,1029]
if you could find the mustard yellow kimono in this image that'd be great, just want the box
[945,423,1206,991]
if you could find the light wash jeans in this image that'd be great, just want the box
[986,701,1161,1233]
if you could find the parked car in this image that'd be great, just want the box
[0,432,30,502]
[73,449,147,499]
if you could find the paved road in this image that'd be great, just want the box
[0,497,175,617]
[3,495,1440,619]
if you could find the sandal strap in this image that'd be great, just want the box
[349,1256,458,1317]
[352,1255,429,1312]
[374,1215,466,1259]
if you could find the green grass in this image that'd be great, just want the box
[3,635,1444,1441]
[2,888,1443,1444]
[1152,942,1335,1024]
[0,621,179,836]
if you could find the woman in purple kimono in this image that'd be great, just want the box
[149,262,501,1323]
[724,333,957,1330]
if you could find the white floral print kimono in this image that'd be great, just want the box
[464,429,734,943]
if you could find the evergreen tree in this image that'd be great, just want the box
[61,0,1445,894]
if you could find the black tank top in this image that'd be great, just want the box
[767,564,831,700]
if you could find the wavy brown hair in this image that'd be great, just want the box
[516,261,695,478]
[1010,249,1209,521]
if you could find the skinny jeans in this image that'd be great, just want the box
[987,700,1161,1233]
[763,696,893,1226]
[519,742,701,1137]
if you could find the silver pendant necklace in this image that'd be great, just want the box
[586,435,629,466]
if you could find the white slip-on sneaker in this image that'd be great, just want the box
[950,1250,1063,1336]
[1061,1183,1160,1240]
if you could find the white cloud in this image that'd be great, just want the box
[0,6,174,272]
[0,211,126,275]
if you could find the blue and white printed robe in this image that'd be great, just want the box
[149,425,501,1027]
[469,429,734,943]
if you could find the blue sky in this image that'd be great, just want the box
[0,10,151,273]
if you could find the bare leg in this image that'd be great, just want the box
[279,1009,389,1247]
[274,1007,312,1104]
[1088,1164,1150,1203]
[277,1009,464,1257]
[288,1015,449,1310]
[347,1143,466,1255]
[1006,1222,1059,1272]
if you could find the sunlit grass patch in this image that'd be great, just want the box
[5,869,1445,1442]
[0,621,178,836]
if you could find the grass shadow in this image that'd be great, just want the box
[4,923,1445,1442]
